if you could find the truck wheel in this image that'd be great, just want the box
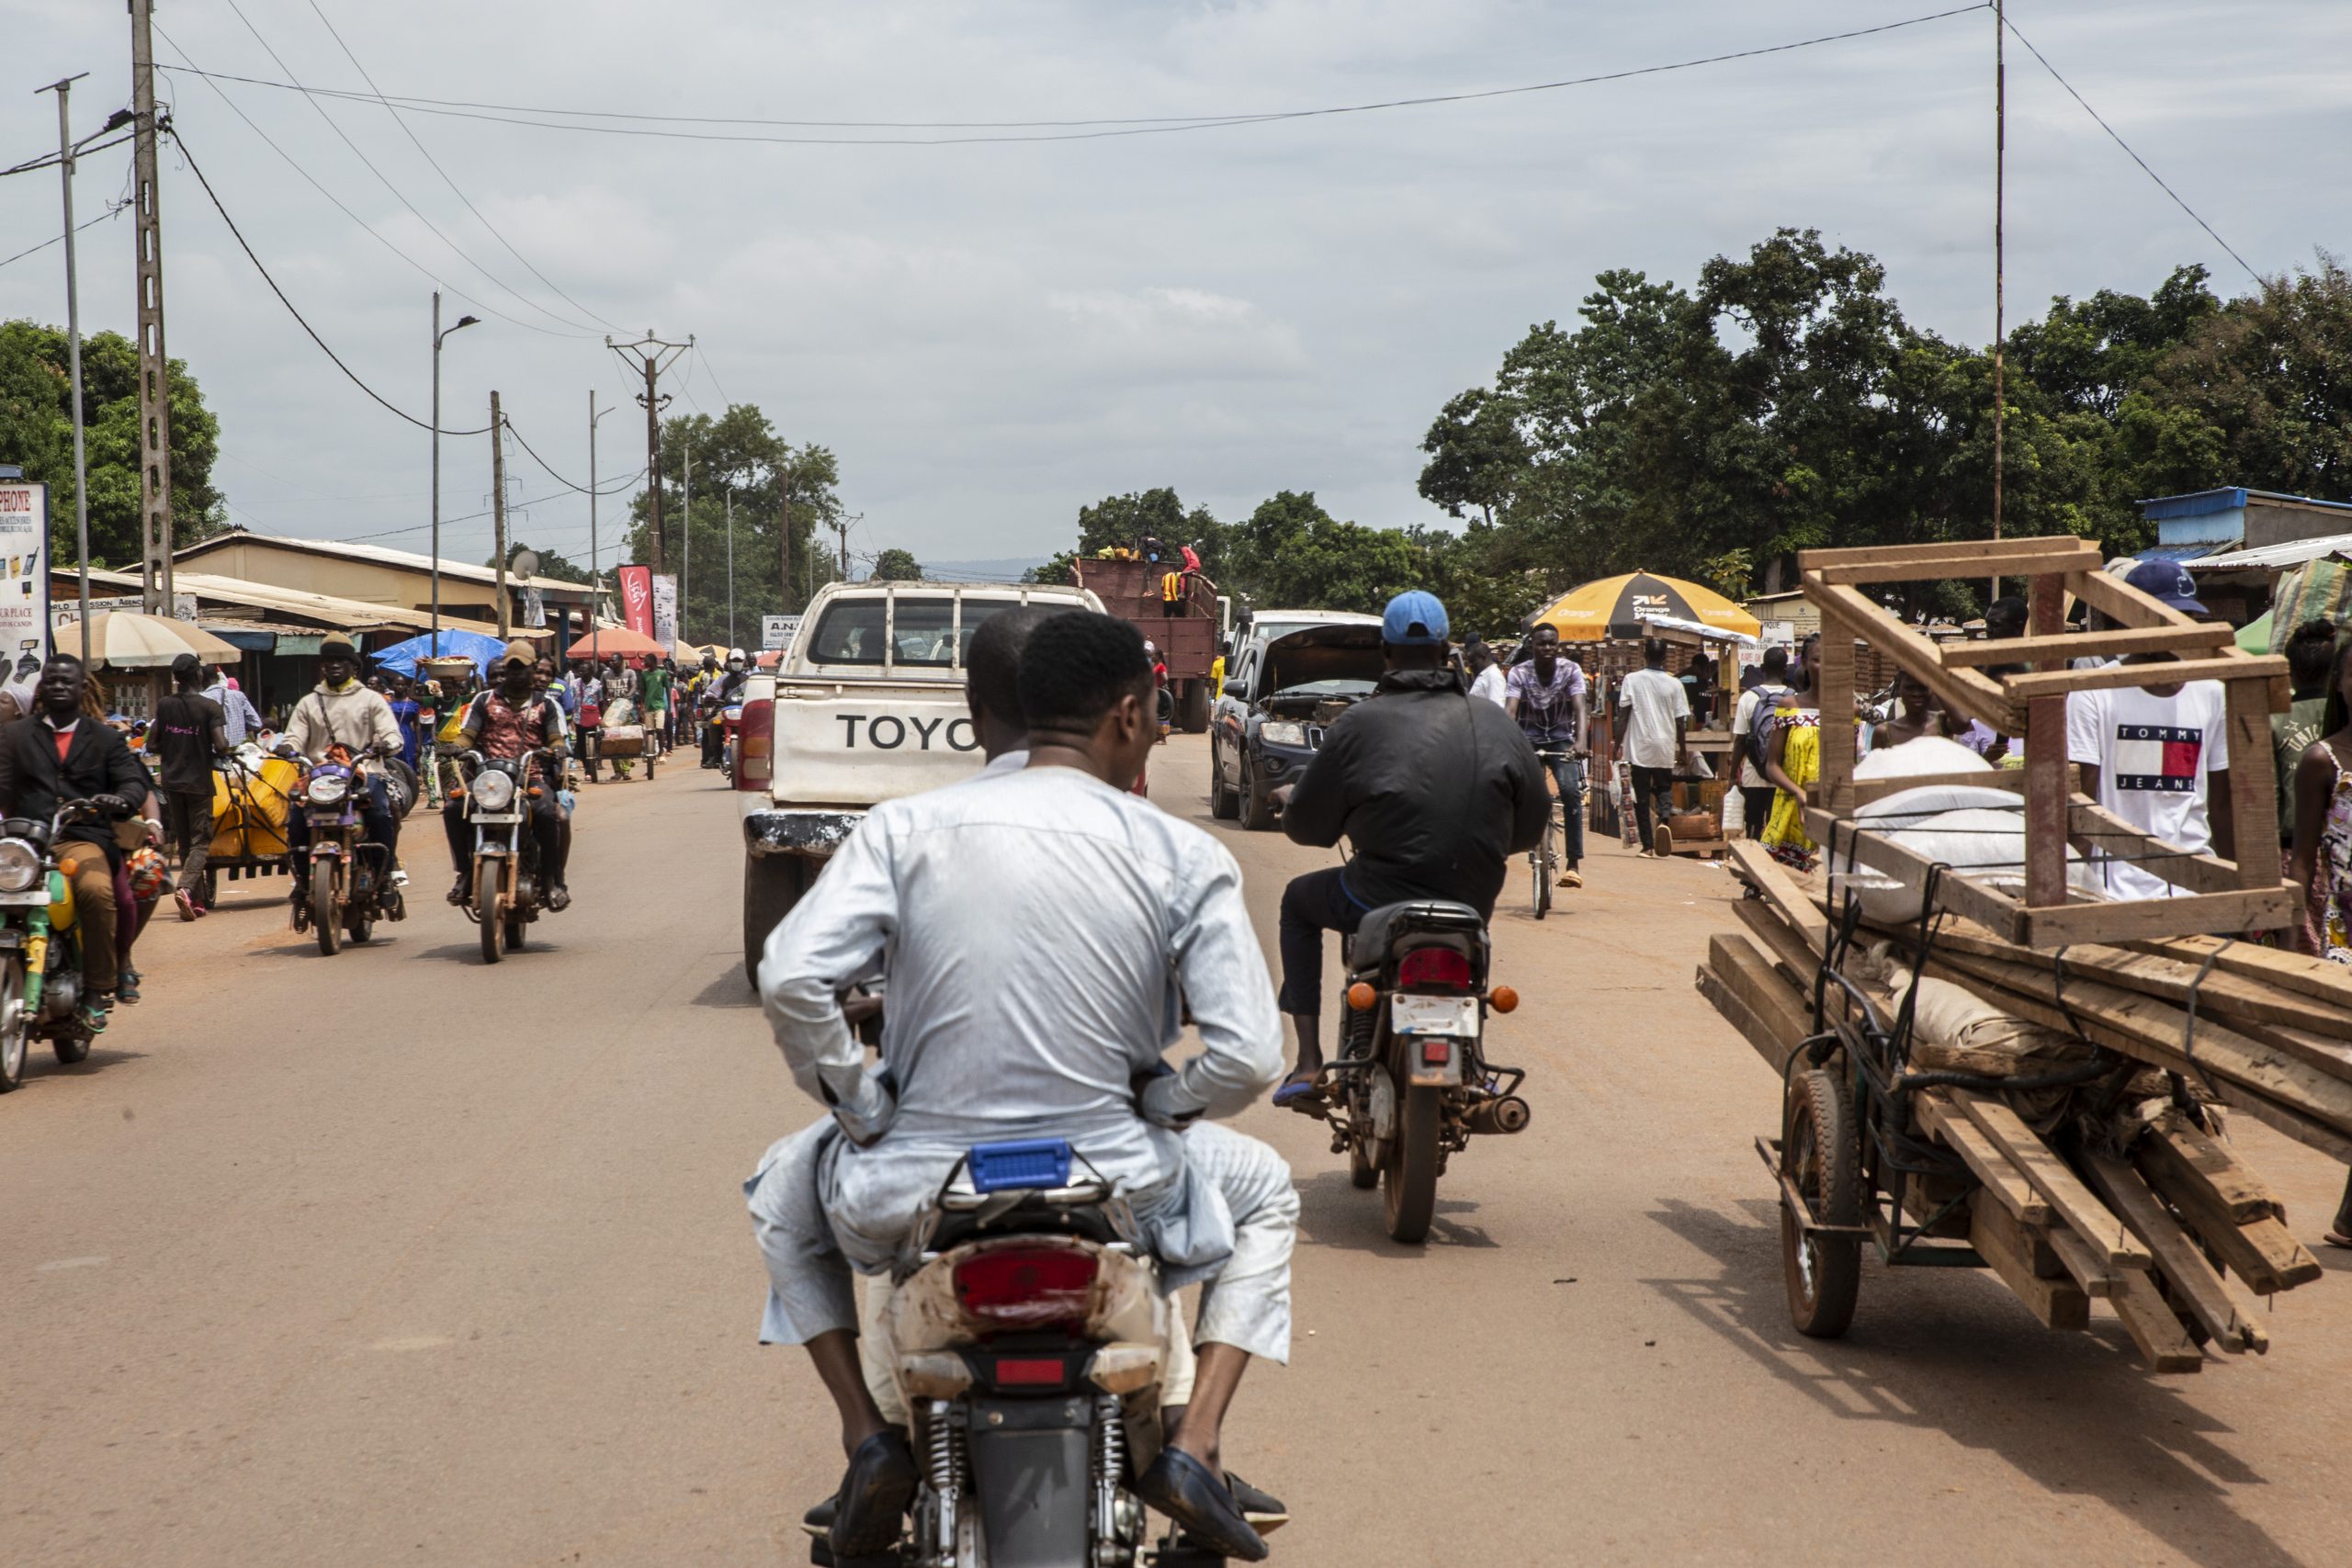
[1179,681,1212,733]
[1240,754,1276,831]
[1209,743,1240,820]
[744,856,809,988]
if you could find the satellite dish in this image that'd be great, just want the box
[510,548,540,580]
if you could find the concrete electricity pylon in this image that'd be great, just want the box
[605,333,690,575]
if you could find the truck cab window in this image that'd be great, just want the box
[892,598,957,667]
[807,601,888,665]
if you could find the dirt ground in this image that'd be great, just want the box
[1,733,2346,1565]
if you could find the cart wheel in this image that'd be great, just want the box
[1781,1068,1861,1338]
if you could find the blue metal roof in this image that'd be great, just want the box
[2138,487,2352,520]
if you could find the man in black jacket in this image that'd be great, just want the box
[1272,592,1547,1106]
[0,654,153,1026]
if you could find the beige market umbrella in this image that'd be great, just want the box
[56,610,243,670]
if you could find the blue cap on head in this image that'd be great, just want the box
[1381,590,1450,647]
[2123,558,2209,617]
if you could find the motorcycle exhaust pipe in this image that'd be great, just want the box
[1464,1096,1532,1136]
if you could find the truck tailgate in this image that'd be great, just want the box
[771,680,983,807]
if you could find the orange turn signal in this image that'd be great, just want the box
[1488,986,1520,1014]
[526,786,544,798]
[58,858,77,879]
[1346,981,1378,1012]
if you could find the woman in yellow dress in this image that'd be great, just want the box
[1760,632,1822,871]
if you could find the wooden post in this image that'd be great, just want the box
[1818,632,1856,815]
[2224,676,2286,895]
[2023,572,2068,910]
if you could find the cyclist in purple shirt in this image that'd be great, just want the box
[1504,626,1590,889]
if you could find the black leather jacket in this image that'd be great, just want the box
[1282,668,1548,917]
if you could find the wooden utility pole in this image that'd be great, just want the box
[130,0,173,612]
[777,459,793,614]
[1991,0,2007,604]
[605,333,688,574]
[490,390,511,637]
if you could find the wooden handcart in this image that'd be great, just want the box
[1700,536,2340,1372]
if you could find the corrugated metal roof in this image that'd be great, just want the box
[2188,531,2352,570]
[2137,544,2222,565]
[175,531,594,597]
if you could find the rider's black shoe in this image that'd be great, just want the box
[827,1428,918,1558]
[546,883,571,912]
[448,874,470,907]
[1136,1449,1268,1562]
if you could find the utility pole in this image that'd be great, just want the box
[38,73,94,663]
[1991,0,2007,604]
[490,390,510,638]
[605,332,688,574]
[777,458,793,614]
[130,0,173,612]
[725,487,736,648]
[682,446,693,649]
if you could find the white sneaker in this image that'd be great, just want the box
[390,869,410,887]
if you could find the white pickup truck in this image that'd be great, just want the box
[737,578,1102,980]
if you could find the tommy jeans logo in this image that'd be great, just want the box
[2111,723,2203,794]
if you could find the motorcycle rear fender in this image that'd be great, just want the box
[1404,1036,1468,1089]
[967,1402,1094,1568]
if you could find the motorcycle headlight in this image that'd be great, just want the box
[0,838,41,894]
[470,770,516,812]
[306,774,350,806]
[1260,721,1308,748]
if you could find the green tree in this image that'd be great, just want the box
[1029,486,1228,586]
[870,547,922,581]
[0,320,226,568]
[625,404,844,645]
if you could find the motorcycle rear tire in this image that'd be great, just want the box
[346,907,374,946]
[476,865,504,965]
[1348,1131,1378,1190]
[312,861,342,957]
[1382,1083,1442,1244]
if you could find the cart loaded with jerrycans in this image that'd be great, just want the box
[1703,536,2351,1371]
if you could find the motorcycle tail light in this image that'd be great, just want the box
[953,1245,1098,1331]
[1396,947,1473,989]
[1420,1041,1452,1066]
[993,1358,1067,1388]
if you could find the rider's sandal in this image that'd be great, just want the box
[1271,1072,1328,1116]
[2325,1231,2352,1250]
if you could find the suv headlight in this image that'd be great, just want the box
[1260,720,1308,748]
[306,774,350,806]
[470,771,516,812]
[0,838,41,894]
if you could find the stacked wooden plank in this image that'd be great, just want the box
[1704,840,2337,1371]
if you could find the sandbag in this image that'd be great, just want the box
[1854,735,1993,781]
[1832,804,2075,925]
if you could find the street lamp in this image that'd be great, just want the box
[431,293,480,657]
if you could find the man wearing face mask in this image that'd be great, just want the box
[1504,625,1591,889]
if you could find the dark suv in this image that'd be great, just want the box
[1208,615,1384,829]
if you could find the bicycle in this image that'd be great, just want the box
[1530,746,1581,919]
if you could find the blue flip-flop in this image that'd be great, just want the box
[1271,1073,1326,1114]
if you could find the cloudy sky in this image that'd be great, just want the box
[4,1,2346,578]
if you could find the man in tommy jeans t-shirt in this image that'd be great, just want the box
[2064,563,2235,899]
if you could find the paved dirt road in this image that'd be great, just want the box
[5,736,2347,1565]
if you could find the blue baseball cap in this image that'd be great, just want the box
[1381,590,1450,647]
[2122,558,2209,617]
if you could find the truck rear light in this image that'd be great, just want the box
[734,699,774,791]
[1396,947,1473,990]
[953,1246,1099,1331]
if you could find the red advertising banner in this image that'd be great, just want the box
[617,566,654,637]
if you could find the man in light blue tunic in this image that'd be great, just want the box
[751,610,1294,1561]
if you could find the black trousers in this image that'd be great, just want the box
[1630,765,1674,852]
[442,795,567,886]
[1740,785,1777,841]
[1277,866,1369,1016]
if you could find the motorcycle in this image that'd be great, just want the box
[701,686,744,772]
[287,748,404,956]
[1320,900,1532,1243]
[842,1138,1235,1568]
[458,747,561,964]
[0,802,114,1092]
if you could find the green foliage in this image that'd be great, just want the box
[870,547,922,581]
[1698,548,1753,600]
[625,404,844,645]
[0,320,226,568]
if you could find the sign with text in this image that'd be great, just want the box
[651,573,679,653]
[0,482,51,661]
[57,592,198,623]
[761,614,799,652]
[616,566,653,637]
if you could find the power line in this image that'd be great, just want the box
[171,127,492,436]
[155,7,1989,147]
[298,0,620,333]
[152,21,589,341]
[0,186,130,271]
[2000,15,2261,286]
[0,129,137,179]
[213,0,600,335]
[695,343,735,408]
[501,417,649,496]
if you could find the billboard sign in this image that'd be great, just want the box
[616,565,653,637]
[0,481,51,664]
[651,573,679,653]
[761,614,799,652]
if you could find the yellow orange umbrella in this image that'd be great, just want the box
[1532,571,1760,641]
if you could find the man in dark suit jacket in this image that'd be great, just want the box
[0,654,153,1023]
